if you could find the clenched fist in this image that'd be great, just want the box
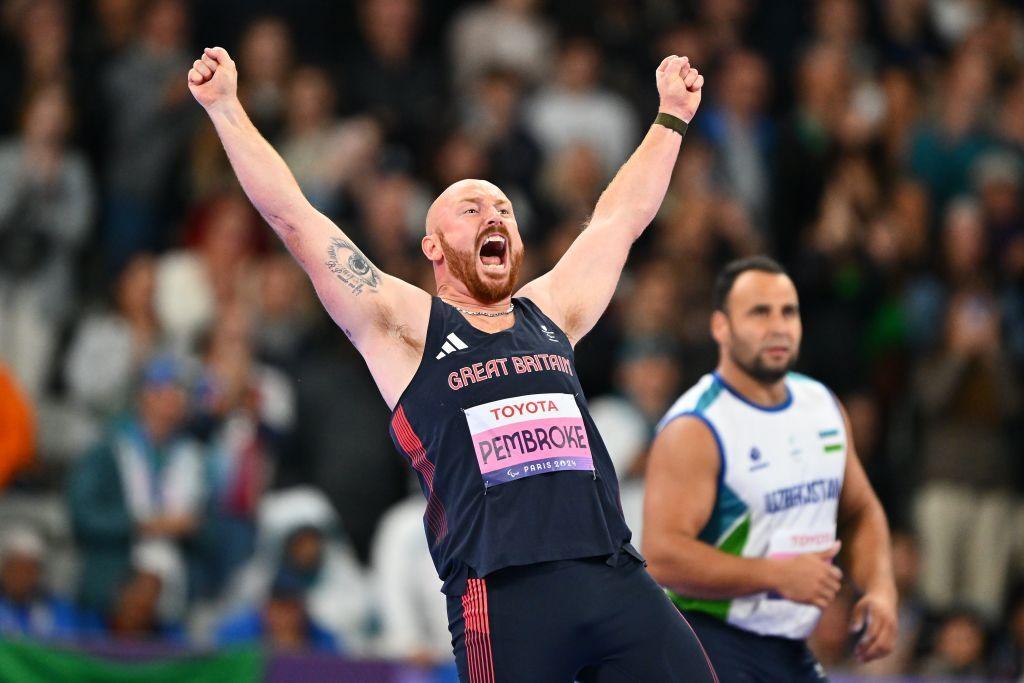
[656,55,704,123]
[850,589,898,663]
[188,46,238,112]
[768,541,844,610]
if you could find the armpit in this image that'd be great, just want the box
[562,302,587,345]
[374,300,424,354]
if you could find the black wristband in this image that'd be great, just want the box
[654,112,688,137]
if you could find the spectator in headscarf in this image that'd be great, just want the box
[218,487,374,655]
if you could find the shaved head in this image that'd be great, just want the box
[426,179,509,235]
[421,178,523,304]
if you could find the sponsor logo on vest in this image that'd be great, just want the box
[749,446,769,472]
[488,399,559,420]
[435,332,469,360]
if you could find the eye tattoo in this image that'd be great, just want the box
[325,238,381,296]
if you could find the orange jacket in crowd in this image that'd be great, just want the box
[0,364,35,488]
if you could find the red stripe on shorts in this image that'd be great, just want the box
[461,578,495,683]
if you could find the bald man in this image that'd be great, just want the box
[189,47,715,682]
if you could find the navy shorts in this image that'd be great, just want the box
[446,554,719,683]
[682,611,828,683]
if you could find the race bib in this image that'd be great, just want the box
[465,393,595,488]
[765,526,836,601]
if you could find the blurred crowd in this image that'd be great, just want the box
[0,0,1023,678]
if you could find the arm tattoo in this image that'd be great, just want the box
[325,238,381,296]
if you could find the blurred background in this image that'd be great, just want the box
[0,0,1022,680]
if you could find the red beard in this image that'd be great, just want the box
[436,230,523,304]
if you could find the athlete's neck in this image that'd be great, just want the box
[436,284,512,313]
[715,362,788,407]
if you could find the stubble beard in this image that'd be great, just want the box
[729,344,799,386]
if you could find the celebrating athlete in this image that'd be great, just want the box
[189,46,715,682]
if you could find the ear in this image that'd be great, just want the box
[711,310,729,346]
[422,234,443,262]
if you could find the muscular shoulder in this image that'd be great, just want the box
[656,375,720,432]
[654,414,720,466]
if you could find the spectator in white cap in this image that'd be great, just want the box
[0,525,82,641]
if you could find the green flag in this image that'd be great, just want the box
[0,640,264,683]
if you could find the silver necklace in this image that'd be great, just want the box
[444,300,515,317]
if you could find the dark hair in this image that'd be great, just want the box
[712,256,788,311]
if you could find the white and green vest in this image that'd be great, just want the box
[656,372,847,640]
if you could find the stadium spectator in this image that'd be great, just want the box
[278,66,381,217]
[100,0,196,272]
[219,488,374,655]
[919,610,990,679]
[250,251,318,372]
[0,0,75,134]
[908,48,993,211]
[991,592,1024,679]
[524,38,637,177]
[192,311,294,597]
[0,525,80,641]
[352,171,431,281]
[343,0,441,152]
[236,16,293,140]
[448,0,554,89]
[458,68,542,206]
[772,43,849,263]
[104,549,186,643]
[913,288,1021,623]
[153,193,260,354]
[0,81,94,399]
[589,337,681,546]
[370,493,451,666]
[698,50,774,235]
[215,571,337,653]
[67,354,205,616]
[65,254,163,420]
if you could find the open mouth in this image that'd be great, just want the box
[478,233,508,270]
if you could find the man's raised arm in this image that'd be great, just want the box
[187,47,429,358]
[518,56,703,344]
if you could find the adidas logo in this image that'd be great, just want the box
[435,332,469,359]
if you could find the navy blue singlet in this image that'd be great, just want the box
[389,297,637,595]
